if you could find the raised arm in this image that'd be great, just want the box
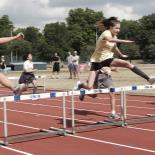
[104,36,134,43]
[0,33,24,44]
[112,46,128,58]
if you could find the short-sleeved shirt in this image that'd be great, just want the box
[24,60,33,71]
[72,55,79,65]
[67,55,73,65]
[90,30,117,62]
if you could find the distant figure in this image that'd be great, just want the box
[72,51,79,79]
[0,55,6,73]
[18,53,37,95]
[66,52,73,79]
[51,52,61,79]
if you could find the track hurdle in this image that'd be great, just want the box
[68,85,155,134]
[8,75,47,92]
[0,92,68,145]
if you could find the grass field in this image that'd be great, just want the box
[4,62,155,95]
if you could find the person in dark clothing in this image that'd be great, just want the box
[51,53,61,79]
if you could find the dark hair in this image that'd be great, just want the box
[97,17,120,31]
[23,53,32,60]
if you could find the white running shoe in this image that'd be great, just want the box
[110,113,120,119]
[73,81,84,90]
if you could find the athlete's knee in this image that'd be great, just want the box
[124,62,134,69]
[87,84,93,90]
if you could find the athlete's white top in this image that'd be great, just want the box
[23,60,33,71]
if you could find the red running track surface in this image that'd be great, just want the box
[0,88,155,155]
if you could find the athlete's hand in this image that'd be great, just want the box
[125,40,134,43]
[120,54,129,59]
[16,33,24,40]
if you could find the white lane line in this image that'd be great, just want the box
[0,108,95,124]
[1,103,155,131]
[127,126,155,132]
[0,120,40,130]
[2,100,148,118]
[1,145,33,155]
[0,122,155,154]
[69,134,155,153]
[48,97,155,110]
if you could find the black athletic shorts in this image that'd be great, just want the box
[19,72,36,84]
[90,58,114,71]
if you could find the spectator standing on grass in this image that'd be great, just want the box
[72,50,79,79]
[51,52,61,79]
[66,51,73,79]
[0,33,24,94]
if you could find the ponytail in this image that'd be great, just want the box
[97,17,120,31]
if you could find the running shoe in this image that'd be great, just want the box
[73,81,84,90]
[110,113,120,119]
[148,77,155,84]
[79,89,85,101]
[13,86,21,96]
[73,81,85,101]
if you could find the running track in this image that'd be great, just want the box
[0,88,155,155]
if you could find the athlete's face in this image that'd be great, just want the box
[28,54,32,61]
[110,23,120,36]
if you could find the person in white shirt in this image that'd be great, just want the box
[18,53,37,95]
[72,51,79,79]
[66,52,73,79]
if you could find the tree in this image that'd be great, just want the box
[0,15,13,36]
[66,8,103,60]
[7,40,32,62]
[44,22,71,60]
[119,43,140,60]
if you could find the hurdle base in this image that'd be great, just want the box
[126,115,155,124]
[49,127,73,135]
[73,120,123,133]
[98,119,124,127]
[0,140,8,146]
[146,114,155,117]
[1,128,65,145]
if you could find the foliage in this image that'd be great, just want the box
[0,11,155,63]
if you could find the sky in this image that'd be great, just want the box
[0,0,155,30]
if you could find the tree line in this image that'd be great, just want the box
[0,8,155,63]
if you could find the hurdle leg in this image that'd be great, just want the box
[123,91,127,126]
[71,91,75,134]
[120,90,126,127]
[3,100,8,145]
[43,76,46,92]
[62,94,67,135]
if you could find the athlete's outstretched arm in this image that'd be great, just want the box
[0,33,24,44]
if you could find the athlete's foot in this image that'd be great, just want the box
[13,86,21,96]
[148,77,155,84]
[110,113,120,120]
[73,81,84,90]
[79,90,85,101]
